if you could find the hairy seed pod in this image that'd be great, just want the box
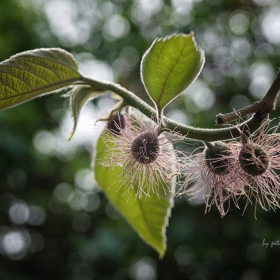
[204,142,232,175]
[107,114,127,135]
[131,132,160,164]
[239,143,269,176]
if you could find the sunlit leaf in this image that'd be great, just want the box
[67,85,104,141]
[94,132,174,258]
[0,48,82,109]
[141,33,205,113]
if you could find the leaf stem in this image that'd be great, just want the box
[80,77,267,142]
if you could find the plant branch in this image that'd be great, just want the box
[216,69,280,125]
[80,77,267,142]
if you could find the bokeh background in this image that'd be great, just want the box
[1,0,280,279]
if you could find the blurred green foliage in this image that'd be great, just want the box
[1,0,280,279]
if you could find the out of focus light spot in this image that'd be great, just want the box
[99,1,117,18]
[28,205,46,226]
[253,0,271,5]
[130,4,150,24]
[103,15,130,41]
[130,257,157,280]
[34,102,99,159]
[173,10,193,27]
[165,109,190,125]
[120,47,139,68]
[200,29,223,54]
[53,180,100,212]
[60,102,102,150]
[97,96,117,111]
[246,243,266,263]
[9,201,30,225]
[112,58,131,77]
[175,245,194,266]
[184,80,215,110]
[213,46,233,67]
[68,191,88,211]
[53,183,73,203]
[171,0,194,13]
[75,169,98,192]
[79,59,115,81]
[9,200,46,229]
[231,37,252,61]
[202,66,225,86]
[45,0,93,46]
[83,193,100,212]
[138,0,163,15]
[248,62,274,98]
[1,230,30,259]
[229,13,249,35]
[254,42,274,58]
[262,8,280,45]
[226,61,243,77]
[33,130,56,155]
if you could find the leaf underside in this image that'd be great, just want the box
[68,85,104,140]
[141,33,205,113]
[0,48,82,109]
[94,132,174,258]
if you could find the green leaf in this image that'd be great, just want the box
[67,85,104,141]
[94,132,174,258]
[141,33,205,113]
[0,48,82,109]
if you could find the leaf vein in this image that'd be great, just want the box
[0,78,79,101]
[156,39,189,108]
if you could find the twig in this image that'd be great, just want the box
[216,69,280,125]
[80,76,267,142]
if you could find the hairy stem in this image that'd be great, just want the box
[80,77,267,142]
[216,69,280,124]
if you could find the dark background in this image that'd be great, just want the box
[1,0,280,279]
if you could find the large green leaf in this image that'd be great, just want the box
[0,48,82,109]
[94,132,174,258]
[141,33,205,113]
[67,85,105,141]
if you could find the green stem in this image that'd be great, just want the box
[79,77,267,142]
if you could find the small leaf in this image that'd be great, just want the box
[94,132,174,258]
[0,48,82,109]
[68,85,104,141]
[141,33,205,113]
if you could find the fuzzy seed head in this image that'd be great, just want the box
[204,143,232,175]
[239,143,269,176]
[100,112,183,198]
[107,114,127,135]
[131,132,160,164]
